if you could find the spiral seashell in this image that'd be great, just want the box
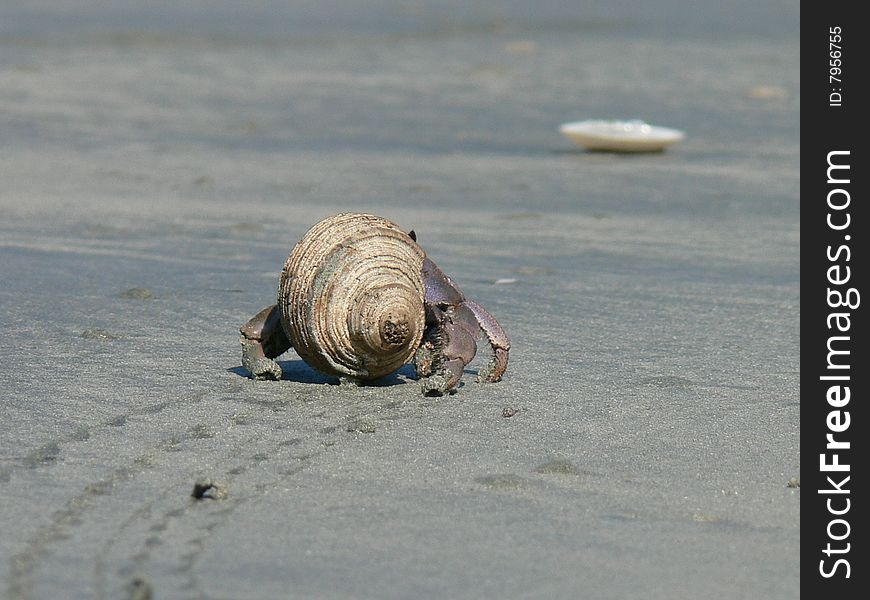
[278,213,426,380]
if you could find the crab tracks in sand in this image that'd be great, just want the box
[4,374,432,599]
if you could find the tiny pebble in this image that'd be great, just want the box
[191,479,228,500]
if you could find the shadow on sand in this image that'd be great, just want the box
[227,360,419,387]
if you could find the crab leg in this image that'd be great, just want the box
[463,299,510,383]
[239,304,291,380]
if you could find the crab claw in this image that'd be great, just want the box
[415,305,478,395]
[239,305,291,380]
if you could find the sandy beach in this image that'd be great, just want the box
[0,2,799,598]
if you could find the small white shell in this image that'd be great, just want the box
[278,213,425,380]
[559,119,685,152]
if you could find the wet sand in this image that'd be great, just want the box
[0,2,799,598]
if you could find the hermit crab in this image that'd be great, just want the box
[239,213,510,395]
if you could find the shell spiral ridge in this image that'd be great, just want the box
[278,213,426,380]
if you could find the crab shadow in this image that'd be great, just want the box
[227,360,420,387]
